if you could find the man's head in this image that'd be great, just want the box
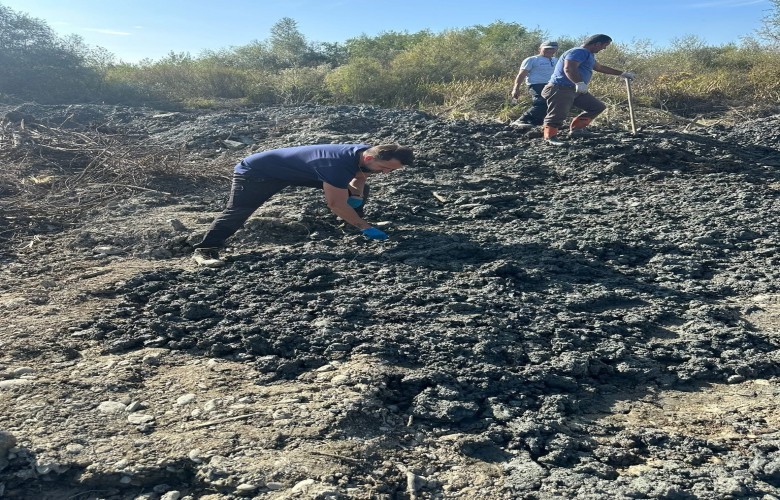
[582,34,612,53]
[539,40,558,56]
[361,144,414,174]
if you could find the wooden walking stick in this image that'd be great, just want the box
[625,78,637,135]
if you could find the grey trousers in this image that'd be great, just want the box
[541,84,607,128]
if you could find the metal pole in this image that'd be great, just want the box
[625,78,637,135]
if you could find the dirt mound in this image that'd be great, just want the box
[1,104,780,499]
[724,113,780,152]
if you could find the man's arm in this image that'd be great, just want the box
[322,182,371,230]
[511,69,530,98]
[593,61,622,75]
[348,175,366,197]
[563,59,582,84]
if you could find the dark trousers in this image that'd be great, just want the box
[195,173,368,249]
[517,83,548,126]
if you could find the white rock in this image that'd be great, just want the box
[176,393,196,405]
[12,367,34,376]
[160,492,181,500]
[188,449,204,463]
[65,443,84,454]
[235,483,258,493]
[0,379,32,389]
[292,479,316,492]
[98,401,127,414]
[94,245,123,255]
[127,413,154,424]
[266,482,284,490]
[126,401,142,412]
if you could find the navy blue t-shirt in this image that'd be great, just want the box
[235,144,368,189]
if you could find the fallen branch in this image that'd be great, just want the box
[87,183,171,195]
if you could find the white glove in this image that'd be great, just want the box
[621,71,635,80]
[575,82,588,94]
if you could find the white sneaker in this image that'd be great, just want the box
[192,248,224,267]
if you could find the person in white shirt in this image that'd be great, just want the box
[510,41,559,130]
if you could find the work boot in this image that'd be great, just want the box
[544,125,566,146]
[192,248,224,268]
[510,120,535,131]
[569,128,597,137]
[568,115,596,139]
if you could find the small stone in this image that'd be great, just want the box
[0,431,17,454]
[126,401,143,412]
[65,443,84,455]
[168,219,187,232]
[266,482,284,490]
[188,449,204,463]
[142,355,161,366]
[160,492,181,500]
[127,413,154,424]
[223,139,247,150]
[94,245,123,255]
[11,367,34,376]
[292,479,315,492]
[0,379,32,389]
[272,409,292,420]
[235,483,258,494]
[176,393,196,405]
[98,401,127,414]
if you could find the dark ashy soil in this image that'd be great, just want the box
[1,103,780,499]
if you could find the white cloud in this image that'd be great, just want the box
[84,28,132,36]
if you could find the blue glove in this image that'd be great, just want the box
[361,227,388,240]
[347,196,364,208]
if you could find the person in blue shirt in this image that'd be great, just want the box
[192,143,414,267]
[540,34,635,145]
[510,41,559,129]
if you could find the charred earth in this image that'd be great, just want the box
[1,103,779,499]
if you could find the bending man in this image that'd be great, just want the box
[192,143,414,267]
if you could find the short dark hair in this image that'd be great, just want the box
[583,34,612,46]
[368,144,414,167]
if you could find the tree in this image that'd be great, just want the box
[0,4,104,102]
[758,0,780,46]
[269,17,315,67]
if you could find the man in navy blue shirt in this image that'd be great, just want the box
[192,143,414,267]
[540,34,635,145]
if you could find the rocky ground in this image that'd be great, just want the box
[0,103,779,499]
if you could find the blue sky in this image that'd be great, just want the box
[1,0,772,63]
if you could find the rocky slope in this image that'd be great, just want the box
[1,103,779,499]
